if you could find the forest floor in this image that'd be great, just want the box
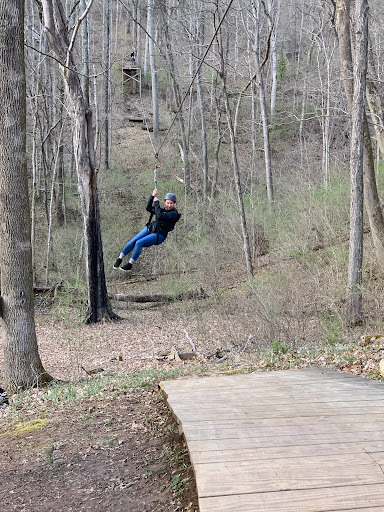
[0,271,208,512]
[2,92,384,511]
[0,387,197,512]
[1,268,384,512]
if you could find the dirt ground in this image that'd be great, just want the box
[2,270,384,512]
[0,254,251,512]
[0,386,198,512]
[0,276,205,512]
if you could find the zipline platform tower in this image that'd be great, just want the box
[122,67,141,95]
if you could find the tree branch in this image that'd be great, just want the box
[66,0,95,69]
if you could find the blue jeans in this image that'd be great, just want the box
[121,227,165,262]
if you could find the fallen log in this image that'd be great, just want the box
[110,293,173,303]
[109,288,207,303]
[33,283,63,296]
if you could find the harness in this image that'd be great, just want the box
[146,210,160,244]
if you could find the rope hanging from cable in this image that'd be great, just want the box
[138,0,235,186]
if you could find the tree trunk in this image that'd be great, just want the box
[148,0,159,138]
[136,0,142,67]
[196,7,209,201]
[347,0,368,325]
[366,46,384,160]
[0,0,52,392]
[41,0,117,323]
[217,16,253,278]
[266,0,280,124]
[336,0,384,273]
[81,0,90,105]
[210,87,223,202]
[159,0,191,193]
[104,0,110,169]
[251,0,274,202]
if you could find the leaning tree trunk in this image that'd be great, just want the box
[41,0,117,323]
[217,19,253,278]
[336,0,384,274]
[0,0,53,392]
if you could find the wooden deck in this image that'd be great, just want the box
[159,368,384,512]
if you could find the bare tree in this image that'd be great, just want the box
[103,0,111,170]
[336,0,384,274]
[158,0,191,194]
[266,0,280,123]
[345,0,369,325]
[0,0,52,392]
[216,7,253,278]
[250,0,274,201]
[148,0,159,138]
[195,0,209,200]
[41,0,117,323]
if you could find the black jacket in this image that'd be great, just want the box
[146,196,181,239]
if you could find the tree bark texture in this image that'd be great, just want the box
[348,0,368,325]
[195,7,209,201]
[159,0,191,194]
[252,0,274,202]
[41,0,117,323]
[148,0,159,138]
[104,0,110,170]
[336,0,384,274]
[217,20,254,278]
[0,0,52,391]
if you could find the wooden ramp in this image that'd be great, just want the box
[159,368,384,512]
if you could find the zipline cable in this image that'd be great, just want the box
[139,0,235,186]
[138,73,161,186]
[157,0,235,155]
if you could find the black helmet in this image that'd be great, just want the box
[164,193,176,202]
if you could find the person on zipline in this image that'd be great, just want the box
[114,189,181,272]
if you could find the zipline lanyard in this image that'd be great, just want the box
[139,0,235,180]
[157,0,235,155]
[153,155,160,188]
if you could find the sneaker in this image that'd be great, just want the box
[120,262,132,272]
[0,387,9,407]
[113,257,122,269]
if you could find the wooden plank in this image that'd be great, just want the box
[182,420,384,442]
[167,397,384,412]
[166,388,384,403]
[190,441,384,465]
[160,369,384,393]
[167,404,384,422]
[198,483,384,512]
[194,452,374,471]
[180,413,384,429]
[325,509,384,512]
[369,452,384,465]
[162,378,384,394]
[191,442,384,465]
[163,377,384,393]
[161,369,384,512]
[195,458,384,497]
[166,390,384,405]
[187,428,384,453]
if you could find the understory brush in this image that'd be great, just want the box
[30,135,384,381]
